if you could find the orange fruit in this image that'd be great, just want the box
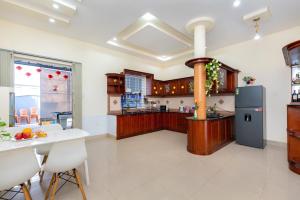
[22,128,32,134]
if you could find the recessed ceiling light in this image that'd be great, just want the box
[52,3,60,9]
[49,18,56,23]
[254,33,261,40]
[233,0,241,7]
[53,0,77,10]
[142,13,156,21]
[107,40,119,46]
[113,37,117,41]
[157,56,171,61]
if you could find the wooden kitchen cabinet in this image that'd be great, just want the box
[187,116,234,155]
[161,112,193,133]
[287,105,300,174]
[106,73,125,94]
[283,41,300,175]
[150,77,193,97]
[117,112,192,139]
[169,80,179,96]
[152,80,160,96]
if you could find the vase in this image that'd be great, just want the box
[193,110,198,119]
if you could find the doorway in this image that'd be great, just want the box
[14,59,73,129]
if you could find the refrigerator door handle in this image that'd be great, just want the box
[244,113,252,122]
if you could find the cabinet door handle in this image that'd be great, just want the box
[287,129,300,139]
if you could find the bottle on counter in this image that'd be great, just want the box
[292,90,298,102]
[298,90,300,102]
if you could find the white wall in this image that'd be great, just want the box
[0,19,162,134]
[162,26,300,143]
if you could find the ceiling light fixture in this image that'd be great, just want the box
[142,13,156,21]
[52,3,59,9]
[107,40,119,46]
[253,17,261,40]
[157,56,171,61]
[53,0,77,10]
[49,18,56,23]
[113,37,117,41]
[233,0,241,7]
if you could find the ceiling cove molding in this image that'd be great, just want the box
[108,13,194,62]
[3,0,71,23]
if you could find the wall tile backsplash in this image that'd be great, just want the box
[148,96,235,111]
[109,95,235,113]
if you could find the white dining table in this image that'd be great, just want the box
[0,128,91,185]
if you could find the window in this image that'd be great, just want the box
[123,75,146,108]
[14,59,73,128]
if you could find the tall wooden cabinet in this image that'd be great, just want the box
[283,40,300,175]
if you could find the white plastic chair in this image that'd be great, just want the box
[0,148,40,200]
[36,124,63,155]
[43,138,87,200]
[35,124,63,182]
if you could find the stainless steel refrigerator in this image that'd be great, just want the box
[235,85,266,149]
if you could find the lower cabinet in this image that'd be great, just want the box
[187,117,234,155]
[117,112,192,139]
[287,105,300,175]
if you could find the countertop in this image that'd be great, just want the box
[108,109,193,116]
[288,103,300,106]
[186,111,235,121]
[108,110,235,120]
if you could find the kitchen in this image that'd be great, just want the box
[1,0,300,199]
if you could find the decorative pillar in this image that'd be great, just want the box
[186,17,214,120]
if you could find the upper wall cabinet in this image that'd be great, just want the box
[283,40,300,67]
[106,73,125,95]
[149,64,239,97]
[152,80,164,96]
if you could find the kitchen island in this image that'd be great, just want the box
[187,112,235,155]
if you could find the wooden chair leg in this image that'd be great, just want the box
[21,183,32,200]
[50,174,59,200]
[73,169,87,200]
[27,179,31,190]
[45,173,55,200]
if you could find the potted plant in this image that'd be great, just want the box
[243,76,256,85]
[205,59,221,96]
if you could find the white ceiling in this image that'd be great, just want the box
[127,25,189,55]
[0,0,300,64]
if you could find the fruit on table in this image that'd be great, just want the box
[22,128,32,135]
[35,131,47,138]
[14,128,35,140]
[15,132,23,140]
[22,132,32,139]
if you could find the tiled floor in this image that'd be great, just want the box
[6,130,300,200]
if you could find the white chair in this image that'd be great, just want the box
[43,138,87,200]
[36,124,63,182]
[0,148,40,200]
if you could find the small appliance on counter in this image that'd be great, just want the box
[160,105,167,112]
[52,112,73,130]
[235,85,266,149]
[179,105,184,112]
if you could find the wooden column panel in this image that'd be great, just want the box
[187,117,234,155]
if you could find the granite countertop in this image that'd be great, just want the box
[288,103,300,106]
[186,111,235,121]
[108,109,193,116]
